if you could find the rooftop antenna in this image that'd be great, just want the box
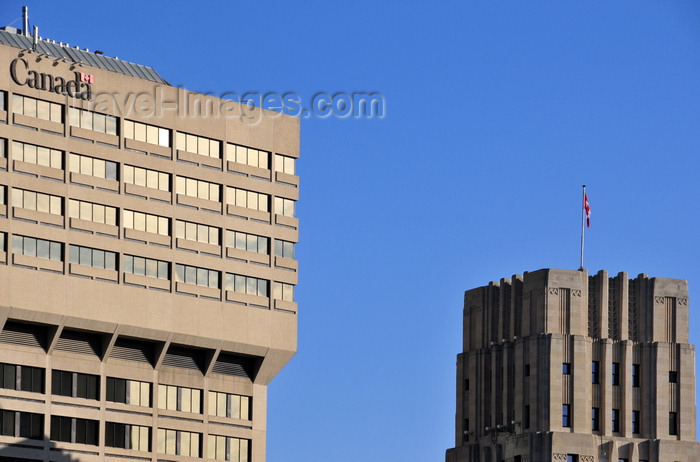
[32,26,38,52]
[22,6,28,38]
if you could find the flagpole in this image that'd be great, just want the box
[580,185,586,270]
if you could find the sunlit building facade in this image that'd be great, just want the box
[0,22,298,462]
[446,268,700,462]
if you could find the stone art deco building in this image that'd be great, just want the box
[446,268,700,462]
[0,19,298,462]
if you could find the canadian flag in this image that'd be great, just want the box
[584,193,591,228]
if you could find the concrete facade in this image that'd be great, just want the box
[446,269,700,462]
[0,24,298,462]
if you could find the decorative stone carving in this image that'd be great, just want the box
[572,289,581,297]
[580,456,595,462]
[678,298,688,306]
[553,454,567,461]
[549,287,559,295]
[655,296,665,304]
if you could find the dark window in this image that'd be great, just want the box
[106,377,127,403]
[0,410,15,436]
[0,364,44,393]
[1,411,42,440]
[524,405,530,429]
[567,456,579,462]
[632,410,640,434]
[592,361,599,384]
[562,363,571,375]
[524,364,530,376]
[669,412,677,435]
[562,404,571,427]
[105,422,126,448]
[0,364,16,390]
[669,371,677,383]
[51,370,99,400]
[464,379,469,391]
[592,407,600,431]
[612,408,620,432]
[19,412,43,440]
[612,362,620,386]
[50,416,72,442]
[462,419,469,441]
[75,418,98,445]
[51,416,97,445]
[632,364,640,388]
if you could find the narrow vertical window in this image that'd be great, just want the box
[592,407,600,431]
[669,412,677,435]
[562,404,571,427]
[562,363,571,375]
[612,362,620,386]
[632,364,640,388]
[632,410,640,434]
[612,408,620,432]
[592,361,599,384]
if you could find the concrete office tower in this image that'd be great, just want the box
[0,19,298,462]
[446,268,700,462]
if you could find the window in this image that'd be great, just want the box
[612,408,620,432]
[208,391,251,420]
[0,232,4,252]
[273,282,294,302]
[562,363,571,375]
[274,154,296,175]
[175,264,219,289]
[227,186,269,212]
[226,230,268,254]
[157,428,201,457]
[669,371,677,383]
[274,196,295,217]
[12,236,62,261]
[562,404,570,427]
[524,405,530,429]
[0,186,4,205]
[612,362,620,386]
[176,176,220,201]
[124,120,170,147]
[50,416,98,445]
[12,188,62,215]
[51,370,99,400]
[176,131,220,158]
[0,364,44,393]
[632,363,640,388]
[592,361,599,384]
[106,377,151,407]
[632,410,640,434]
[69,245,117,271]
[123,209,169,236]
[274,239,294,259]
[176,220,220,245]
[525,365,530,377]
[124,164,170,191]
[592,407,600,431]
[124,255,169,280]
[158,384,201,413]
[567,456,578,462]
[105,422,151,451]
[12,94,62,122]
[69,107,117,135]
[669,412,677,435]
[0,410,43,439]
[225,273,269,297]
[68,199,117,226]
[68,153,118,180]
[464,379,469,391]
[207,434,250,461]
[226,143,268,168]
[12,141,62,169]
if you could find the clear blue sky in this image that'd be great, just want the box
[4,1,700,460]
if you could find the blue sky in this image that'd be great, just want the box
[4,1,700,460]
